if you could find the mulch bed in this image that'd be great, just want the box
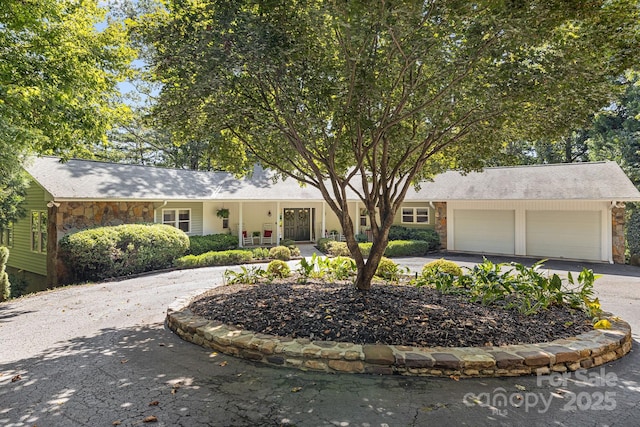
[188,280,593,348]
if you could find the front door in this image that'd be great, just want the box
[283,208,311,241]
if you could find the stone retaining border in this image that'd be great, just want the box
[166,298,632,377]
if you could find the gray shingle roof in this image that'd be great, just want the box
[24,156,640,202]
[410,161,640,201]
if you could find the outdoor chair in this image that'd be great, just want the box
[242,230,253,246]
[261,223,274,245]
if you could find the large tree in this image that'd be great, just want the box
[0,0,135,226]
[142,0,639,290]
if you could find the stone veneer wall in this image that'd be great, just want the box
[612,205,625,264]
[433,202,447,250]
[50,201,156,285]
[167,303,631,377]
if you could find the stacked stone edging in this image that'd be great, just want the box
[166,303,632,377]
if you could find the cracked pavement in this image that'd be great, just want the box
[1,253,640,426]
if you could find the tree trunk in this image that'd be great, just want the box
[354,240,387,291]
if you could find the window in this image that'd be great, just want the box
[401,207,429,224]
[31,211,47,253]
[359,209,368,227]
[163,209,191,233]
[0,222,13,247]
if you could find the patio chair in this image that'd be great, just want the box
[242,230,253,246]
[261,223,274,245]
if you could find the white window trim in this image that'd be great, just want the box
[30,211,47,253]
[162,208,192,234]
[401,206,430,224]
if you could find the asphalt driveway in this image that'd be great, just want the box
[1,253,640,426]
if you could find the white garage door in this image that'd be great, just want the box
[454,210,515,254]
[526,211,601,261]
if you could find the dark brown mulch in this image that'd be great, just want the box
[188,280,593,348]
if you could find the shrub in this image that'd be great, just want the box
[267,260,291,278]
[175,250,254,268]
[269,245,292,261]
[422,259,463,276]
[188,234,238,255]
[326,241,351,256]
[384,240,430,257]
[627,205,640,258]
[327,256,357,280]
[388,226,439,250]
[59,224,189,282]
[224,265,266,285]
[251,247,270,259]
[317,237,333,253]
[355,233,369,243]
[0,246,10,301]
[375,257,404,281]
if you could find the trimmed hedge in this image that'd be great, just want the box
[388,226,439,250]
[189,234,238,255]
[324,240,429,257]
[59,224,189,282]
[175,250,254,268]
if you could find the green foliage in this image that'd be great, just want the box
[325,241,351,257]
[355,233,369,243]
[0,246,10,301]
[7,272,27,299]
[269,246,292,261]
[175,250,254,268]
[422,259,463,277]
[384,240,430,257]
[1,0,135,157]
[388,226,439,250]
[266,260,291,279]
[224,265,266,285]
[251,247,270,260]
[326,256,357,280]
[188,234,238,255]
[375,257,406,282]
[297,253,323,283]
[59,224,189,282]
[627,206,640,257]
[142,0,638,290]
[414,258,600,316]
[316,238,333,253]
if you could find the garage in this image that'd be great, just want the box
[453,209,515,255]
[526,210,602,261]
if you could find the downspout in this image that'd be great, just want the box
[157,200,168,224]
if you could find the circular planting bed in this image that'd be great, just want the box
[166,280,632,377]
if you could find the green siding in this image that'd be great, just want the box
[6,180,48,276]
[156,202,204,235]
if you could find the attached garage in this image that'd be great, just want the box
[410,161,640,264]
[453,209,515,255]
[526,210,601,261]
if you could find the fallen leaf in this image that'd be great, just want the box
[515,384,526,391]
[120,359,128,364]
[149,401,160,406]
[219,361,228,367]
[112,421,122,426]
[171,389,177,395]
[11,375,21,383]
[449,375,459,381]
[158,343,165,347]
[143,415,158,423]
[291,387,303,393]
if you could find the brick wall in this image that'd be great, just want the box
[433,202,447,250]
[612,205,625,264]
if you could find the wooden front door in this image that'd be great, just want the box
[283,208,311,241]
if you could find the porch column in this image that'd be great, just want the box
[239,202,244,247]
[322,202,326,238]
[276,201,281,244]
[354,201,360,235]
